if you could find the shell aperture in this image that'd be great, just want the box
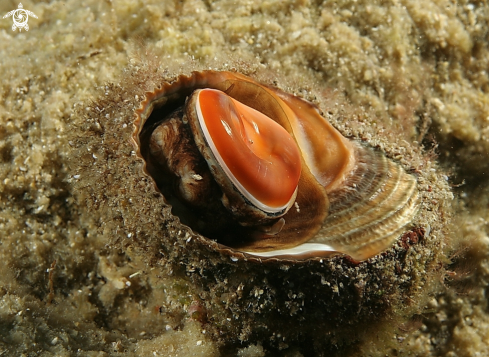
[133,70,420,261]
[192,88,301,212]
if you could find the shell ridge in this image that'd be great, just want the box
[316,173,419,255]
[340,190,421,259]
[325,147,391,220]
[319,161,415,238]
[312,144,419,258]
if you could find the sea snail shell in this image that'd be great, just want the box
[132,71,420,261]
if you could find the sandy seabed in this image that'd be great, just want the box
[0,0,488,356]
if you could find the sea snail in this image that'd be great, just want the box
[132,71,420,261]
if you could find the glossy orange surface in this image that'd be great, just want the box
[197,89,301,209]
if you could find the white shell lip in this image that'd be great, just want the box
[242,243,336,259]
[195,89,297,215]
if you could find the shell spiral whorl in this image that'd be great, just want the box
[132,70,420,262]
